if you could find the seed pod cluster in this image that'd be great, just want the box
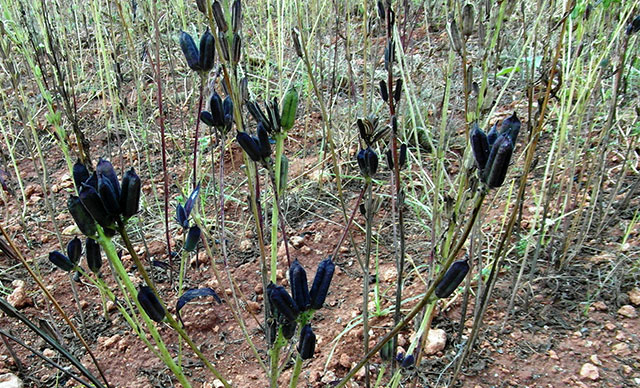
[70,159,141,235]
[471,112,520,188]
[201,91,234,133]
[179,30,215,73]
[357,147,379,178]
[435,259,470,298]
[266,258,335,360]
[175,185,200,230]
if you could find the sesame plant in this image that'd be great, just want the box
[0,0,639,387]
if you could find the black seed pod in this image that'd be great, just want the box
[257,123,271,159]
[487,122,499,146]
[120,168,141,219]
[232,33,241,64]
[184,225,201,252]
[198,30,215,72]
[96,159,120,200]
[176,204,189,229]
[219,31,230,62]
[232,0,242,33]
[86,238,102,274]
[385,149,393,170]
[470,123,490,170]
[357,147,379,178]
[49,251,74,272]
[399,143,407,168]
[289,259,310,311]
[462,3,475,38]
[309,257,335,309]
[485,135,513,188]
[379,80,388,102]
[282,319,297,340]
[72,160,90,192]
[200,111,215,127]
[401,354,415,368]
[212,1,228,32]
[298,324,316,359]
[239,77,249,102]
[196,0,207,14]
[79,184,114,229]
[500,112,520,144]
[435,259,470,298]
[266,283,299,322]
[236,131,262,162]
[482,133,508,183]
[68,195,97,237]
[179,31,201,71]
[208,91,225,127]
[98,174,120,216]
[394,78,403,102]
[137,286,165,323]
[223,96,234,129]
[66,236,82,265]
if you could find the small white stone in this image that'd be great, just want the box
[579,363,599,381]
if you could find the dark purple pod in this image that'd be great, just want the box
[200,111,215,127]
[379,80,388,102]
[96,158,120,199]
[257,122,271,159]
[282,319,297,340]
[184,184,200,218]
[394,78,402,102]
[298,324,316,359]
[137,286,165,323]
[246,101,272,133]
[236,131,262,162]
[179,31,201,71]
[309,257,335,309]
[500,112,520,144]
[231,0,242,33]
[86,238,102,274]
[212,0,228,32]
[435,259,470,298]
[289,259,310,311]
[120,167,141,219]
[401,354,415,368]
[482,133,508,184]
[470,123,490,170]
[68,195,97,237]
[208,91,225,127]
[49,251,74,272]
[176,204,189,229]
[399,143,407,168]
[72,160,90,192]
[184,225,201,252]
[196,0,207,14]
[218,31,230,62]
[266,283,299,323]
[223,96,234,130]
[79,183,114,229]
[357,147,378,178]
[97,174,120,216]
[232,33,241,64]
[66,236,82,265]
[485,135,513,188]
[198,30,215,72]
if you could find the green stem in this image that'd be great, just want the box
[96,228,192,388]
[116,224,231,387]
[289,355,304,388]
[270,133,286,282]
